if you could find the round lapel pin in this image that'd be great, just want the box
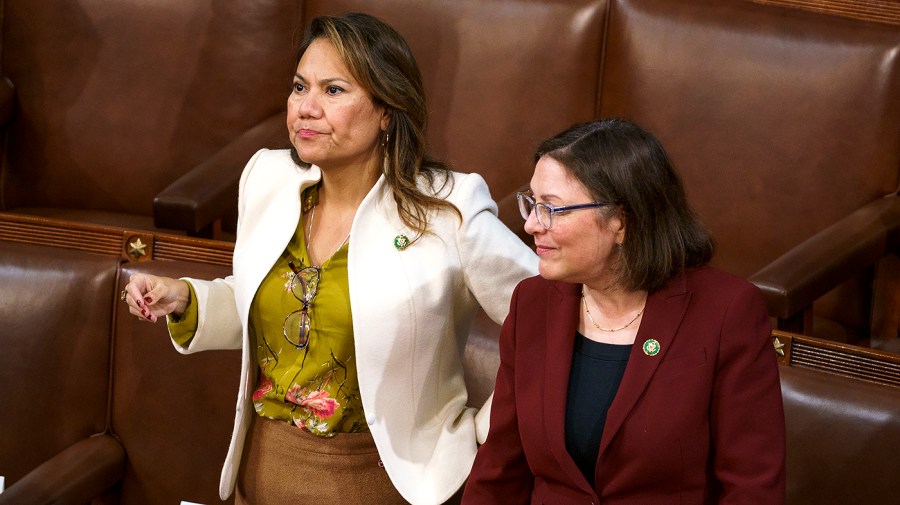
[393,234,410,250]
[642,339,660,356]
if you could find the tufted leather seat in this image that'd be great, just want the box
[598,0,900,343]
[0,0,296,236]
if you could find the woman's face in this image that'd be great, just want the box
[287,38,389,172]
[525,156,624,286]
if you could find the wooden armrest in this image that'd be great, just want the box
[749,195,900,319]
[0,76,14,127]
[0,434,126,505]
[153,112,288,234]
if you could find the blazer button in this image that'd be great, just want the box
[366,414,376,426]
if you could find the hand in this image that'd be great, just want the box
[122,273,190,323]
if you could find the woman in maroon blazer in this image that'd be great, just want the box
[463,119,785,504]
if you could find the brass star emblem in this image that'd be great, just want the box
[128,238,147,258]
[772,337,785,357]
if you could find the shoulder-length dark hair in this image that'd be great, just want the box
[535,118,714,292]
[291,12,459,237]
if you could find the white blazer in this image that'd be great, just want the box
[173,149,538,505]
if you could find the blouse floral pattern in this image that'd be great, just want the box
[248,213,366,436]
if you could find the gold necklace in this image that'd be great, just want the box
[306,205,350,266]
[581,287,644,332]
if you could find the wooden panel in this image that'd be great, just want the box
[0,212,233,267]
[774,330,900,388]
[751,0,900,25]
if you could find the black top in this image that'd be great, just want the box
[564,333,632,485]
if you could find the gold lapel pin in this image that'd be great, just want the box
[393,234,410,251]
[642,339,660,356]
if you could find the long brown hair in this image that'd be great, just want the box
[291,12,460,237]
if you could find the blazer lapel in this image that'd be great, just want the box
[597,274,691,457]
[345,175,414,349]
[233,159,321,325]
[542,282,590,480]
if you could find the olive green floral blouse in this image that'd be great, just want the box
[169,215,366,436]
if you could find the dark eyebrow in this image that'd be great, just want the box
[293,73,351,87]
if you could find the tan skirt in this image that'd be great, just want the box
[235,415,408,505]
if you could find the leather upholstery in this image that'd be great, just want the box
[207,0,900,343]
[464,309,502,408]
[0,241,116,485]
[0,435,125,505]
[2,0,900,502]
[301,0,608,231]
[0,0,298,231]
[0,77,13,126]
[0,0,607,240]
[7,0,894,341]
[781,365,900,504]
[112,260,239,505]
[2,229,899,504]
[599,0,900,340]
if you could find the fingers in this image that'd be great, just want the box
[123,273,150,306]
[127,300,157,323]
[142,278,173,306]
[122,273,167,323]
[123,288,154,322]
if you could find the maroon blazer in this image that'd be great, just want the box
[463,267,786,504]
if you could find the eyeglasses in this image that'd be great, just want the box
[283,260,321,349]
[516,191,613,230]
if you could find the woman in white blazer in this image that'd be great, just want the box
[122,12,537,505]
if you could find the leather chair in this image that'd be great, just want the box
[0,216,240,504]
[0,0,296,237]
[0,213,501,504]
[0,240,120,495]
[781,365,900,504]
[2,218,899,505]
[598,0,900,344]
[155,0,610,243]
[108,260,240,505]
[775,330,900,504]
[752,197,900,351]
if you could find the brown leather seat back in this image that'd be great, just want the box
[111,260,239,505]
[0,241,116,484]
[0,0,299,226]
[599,0,900,337]
[780,365,900,504]
[301,0,609,230]
[464,309,503,408]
